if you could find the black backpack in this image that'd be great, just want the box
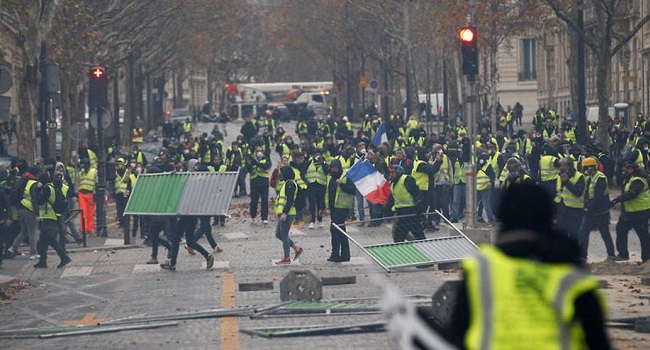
[9,177,28,206]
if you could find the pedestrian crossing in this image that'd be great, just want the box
[60,266,93,277]
[222,232,248,240]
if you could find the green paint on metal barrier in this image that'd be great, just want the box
[366,243,431,266]
[124,174,188,214]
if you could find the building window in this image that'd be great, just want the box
[519,38,537,81]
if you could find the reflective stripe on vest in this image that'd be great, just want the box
[306,162,327,185]
[39,184,58,221]
[412,160,429,191]
[115,172,127,194]
[392,175,415,209]
[131,129,143,143]
[251,159,270,179]
[587,172,607,200]
[326,176,353,209]
[275,179,297,215]
[555,171,584,209]
[623,176,650,213]
[79,169,96,192]
[20,180,37,211]
[292,167,307,189]
[463,245,602,350]
[476,163,491,191]
[540,155,558,182]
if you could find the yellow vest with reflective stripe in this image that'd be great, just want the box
[131,129,144,144]
[335,155,354,172]
[587,172,607,200]
[79,168,97,192]
[325,176,353,209]
[391,175,415,209]
[251,159,270,179]
[275,179,297,215]
[57,183,69,217]
[207,164,228,172]
[623,176,650,213]
[183,122,193,133]
[555,171,584,209]
[115,171,127,194]
[39,184,58,221]
[20,180,37,211]
[476,163,491,191]
[411,160,429,191]
[463,245,603,350]
[540,155,558,182]
[305,162,327,185]
[292,167,307,189]
[454,161,466,185]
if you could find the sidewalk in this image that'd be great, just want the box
[0,226,139,296]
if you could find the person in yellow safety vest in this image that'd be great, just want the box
[208,154,228,227]
[296,120,308,136]
[335,146,356,173]
[610,162,650,262]
[130,146,148,166]
[406,115,419,131]
[78,140,98,169]
[77,158,97,236]
[539,145,560,197]
[131,127,144,145]
[226,141,246,197]
[32,173,72,269]
[273,166,304,264]
[554,157,585,242]
[305,150,327,229]
[362,116,373,136]
[448,143,465,223]
[343,116,352,133]
[326,159,356,262]
[114,158,129,228]
[578,157,615,261]
[247,148,271,225]
[51,171,81,250]
[289,152,308,221]
[564,122,577,144]
[627,137,649,171]
[441,182,609,350]
[6,167,40,259]
[182,117,193,135]
[431,145,454,227]
[501,157,533,190]
[516,130,532,157]
[476,151,496,225]
[124,162,144,239]
[393,135,407,152]
[385,164,425,242]
[275,136,294,158]
[271,155,290,195]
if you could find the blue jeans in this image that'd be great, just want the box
[451,184,465,221]
[275,215,295,258]
[194,216,217,249]
[478,189,494,222]
[355,190,365,220]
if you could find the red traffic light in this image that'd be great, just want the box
[91,67,106,79]
[459,27,476,43]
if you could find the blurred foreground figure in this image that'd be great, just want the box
[446,183,609,350]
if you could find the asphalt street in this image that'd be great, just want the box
[0,118,646,349]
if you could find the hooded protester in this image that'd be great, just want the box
[273,166,303,264]
[326,159,356,262]
[33,172,72,269]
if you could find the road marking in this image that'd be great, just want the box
[60,266,93,278]
[133,264,163,273]
[222,232,248,240]
[104,238,124,246]
[271,259,301,266]
[62,312,108,326]
[220,270,240,350]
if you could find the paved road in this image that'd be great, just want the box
[0,119,646,348]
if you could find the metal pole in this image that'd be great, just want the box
[465,75,478,228]
[96,108,107,237]
[39,44,48,158]
[426,55,432,137]
[113,69,120,146]
[442,57,450,126]
[576,8,587,144]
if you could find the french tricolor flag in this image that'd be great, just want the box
[372,122,388,147]
[345,159,391,205]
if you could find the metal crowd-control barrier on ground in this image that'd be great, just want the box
[333,210,478,272]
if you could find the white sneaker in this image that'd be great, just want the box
[250,218,257,225]
[29,255,40,260]
[262,220,269,225]
[318,222,324,228]
[308,222,314,229]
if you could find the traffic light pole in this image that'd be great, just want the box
[465,75,478,229]
[96,108,107,237]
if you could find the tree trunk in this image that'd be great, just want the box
[596,50,611,148]
[60,74,72,163]
[17,62,39,161]
[490,45,499,133]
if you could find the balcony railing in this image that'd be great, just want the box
[518,71,537,81]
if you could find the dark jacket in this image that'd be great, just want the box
[584,174,610,217]
[327,159,356,210]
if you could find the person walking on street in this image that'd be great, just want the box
[273,166,303,264]
[441,183,609,349]
[385,164,425,242]
[33,173,71,269]
[579,157,615,261]
[554,157,585,242]
[77,158,97,236]
[306,150,327,229]
[611,162,650,262]
[326,159,356,262]
[7,167,41,260]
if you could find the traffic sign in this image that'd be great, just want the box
[90,108,111,129]
[0,67,12,94]
[368,80,380,91]
[358,77,368,88]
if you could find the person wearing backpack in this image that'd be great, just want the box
[7,167,41,260]
[33,173,71,269]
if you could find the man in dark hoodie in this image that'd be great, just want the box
[274,166,303,264]
[326,159,356,262]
